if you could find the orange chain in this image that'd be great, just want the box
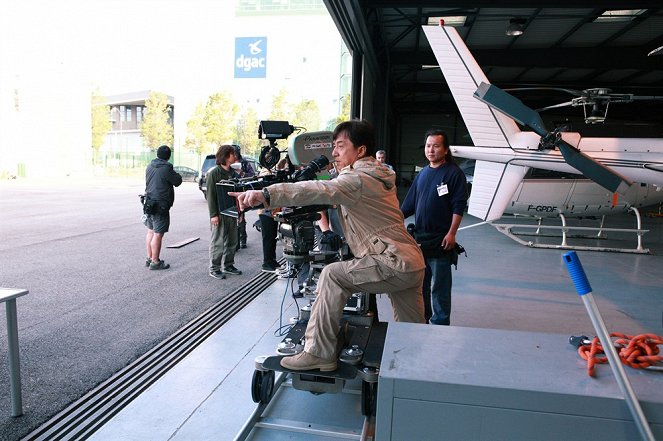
[577,333,663,377]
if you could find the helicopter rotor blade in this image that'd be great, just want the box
[535,101,575,112]
[503,87,583,96]
[473,82,548,137]
[629,95,663,101]
[474,82,632,194]
[556,139,631,195]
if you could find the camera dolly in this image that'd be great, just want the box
[251,300,386,418]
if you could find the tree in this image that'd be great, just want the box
[291,99,321,132]
[91,90,111,156]
[269,88,291,121]
[183,103,207,155]
[202,91,239,148]
[141,91,174,150]
[267,88,296,149]
[326,93,351,130]
[235,107,261,159]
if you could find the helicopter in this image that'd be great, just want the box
[422,24,663,222]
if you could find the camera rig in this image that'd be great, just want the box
[224,123,383,416]
[217,121,335,264]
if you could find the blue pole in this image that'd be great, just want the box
[563,251,654,441]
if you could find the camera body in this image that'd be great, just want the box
[275,205,331,264]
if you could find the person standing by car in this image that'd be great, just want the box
[207,145,242,279]
[144,145,182,270]
[234,145,255,249]
[400,129,467,325]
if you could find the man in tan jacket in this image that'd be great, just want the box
[231,120,425,371]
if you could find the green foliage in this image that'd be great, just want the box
[203,91,239,149]
[183,91,241,156]
[236,107,261,159]
[183,103,207,154]
[183,88,336,162]
[292,99,321,132]
[326,93,351,130]
[141,91,174,150]
[91,90,111,151]
[269,88,290,120]
[265,89,322,151]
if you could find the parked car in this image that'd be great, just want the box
[198,154,217,199]
[198,153,260,199]
[173,166,199,182]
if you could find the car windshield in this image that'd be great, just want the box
[201,157,216,173]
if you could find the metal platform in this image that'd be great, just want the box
[377,324,663,440]
[72,211,662,440]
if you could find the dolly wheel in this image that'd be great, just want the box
[259,370,275,404]
[251,370,263,403]
[361,381,377,416]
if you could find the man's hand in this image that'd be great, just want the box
[211,215,220,227]
[441,232,456,251]
[228,190,266,212]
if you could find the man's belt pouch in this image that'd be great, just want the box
[143,198,167,215]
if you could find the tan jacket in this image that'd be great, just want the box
[267,157,424,274]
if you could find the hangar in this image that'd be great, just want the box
[323,1,663,168]
[10,3,663,441]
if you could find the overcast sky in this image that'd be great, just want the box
[2,0,344,136]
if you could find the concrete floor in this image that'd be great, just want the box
[82,210,663,440]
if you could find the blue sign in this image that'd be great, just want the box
[235,37,267,78]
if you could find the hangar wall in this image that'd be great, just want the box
[396,113,471,188]
[359,58,375,124]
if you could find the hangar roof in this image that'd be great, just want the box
[324,1,663,131]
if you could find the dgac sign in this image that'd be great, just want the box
[235,37,267,78]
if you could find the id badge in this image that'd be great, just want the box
[437,183,449,196]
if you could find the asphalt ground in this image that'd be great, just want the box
[0,177,269,441]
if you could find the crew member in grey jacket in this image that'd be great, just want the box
[231,120,425,372]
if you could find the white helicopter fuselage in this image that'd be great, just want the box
[452,134,663,187]
[505,176,663,217]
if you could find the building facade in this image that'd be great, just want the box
[102,91,174,154]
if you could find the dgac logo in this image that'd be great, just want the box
[235,37,267,78]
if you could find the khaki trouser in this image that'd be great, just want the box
[209,216,238,271]
[304,255,425,360]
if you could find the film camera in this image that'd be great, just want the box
[217,121,334,264]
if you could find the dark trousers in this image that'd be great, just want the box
[260,213,278,266]
[238,219,247,245]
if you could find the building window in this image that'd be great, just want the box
[126,106,132,122]
[137,106,143,124]
[120,105,126,122]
